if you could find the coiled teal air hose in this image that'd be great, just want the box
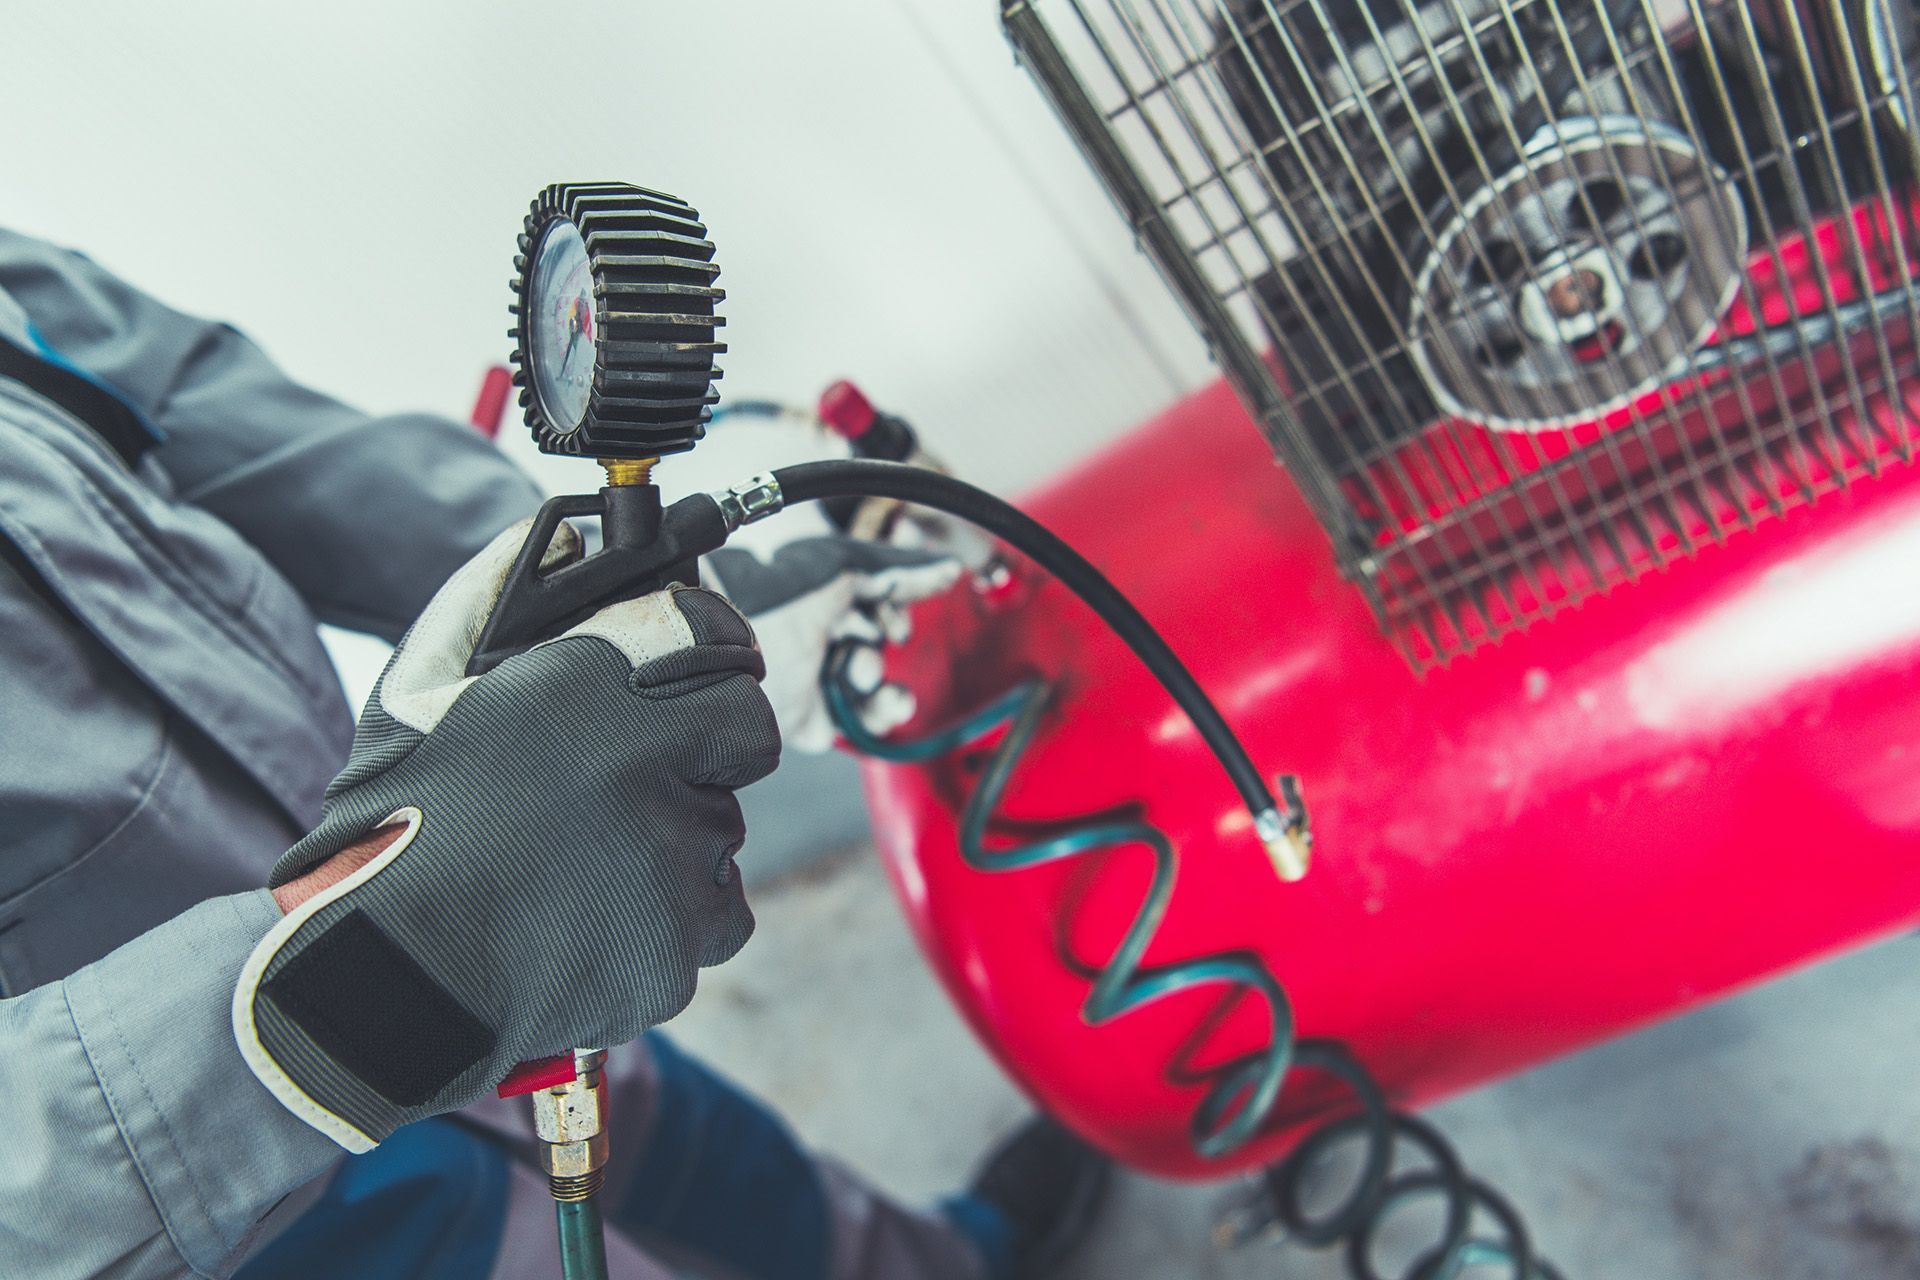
[821,643,1296,1159]
[822,642,1563,1278]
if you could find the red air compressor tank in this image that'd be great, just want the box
[857,376,1920,1180]
[845,0,1920,1181]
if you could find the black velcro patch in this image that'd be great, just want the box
[263,910,494,1106]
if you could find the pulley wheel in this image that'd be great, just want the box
[1405,116,1747,432]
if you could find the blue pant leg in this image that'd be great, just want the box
[611,1033,1002,1280]
[614,1032,833,1280]
[236,1118,509,1280]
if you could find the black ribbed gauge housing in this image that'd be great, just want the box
[509,182,724,459]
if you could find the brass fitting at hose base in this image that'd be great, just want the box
[534,1049,611,1202]
[599,457,657,488]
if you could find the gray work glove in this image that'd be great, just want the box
[232,518,779,1152]
[706,536,962,754]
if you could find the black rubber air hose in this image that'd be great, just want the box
[767,459,1284,829]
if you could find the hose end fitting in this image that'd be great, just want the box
[710,472,785,531]
[549,1169,607,1203]
[1254,776,1312,882]
[533,1049,610,1200]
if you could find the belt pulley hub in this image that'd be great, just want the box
[1406,117,1747,432]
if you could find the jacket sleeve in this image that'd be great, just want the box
[0,891,343,1280]
[0,228,543,642]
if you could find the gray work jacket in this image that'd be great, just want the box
[0,229,542,1278]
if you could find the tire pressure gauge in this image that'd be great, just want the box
[509,182,726,460]
[497,182,734,1280]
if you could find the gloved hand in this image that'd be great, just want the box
[232,518,779,1152]
[706,536,962,754]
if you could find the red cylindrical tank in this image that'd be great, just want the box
[859,376,1920,1179]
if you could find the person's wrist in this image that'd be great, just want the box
[272,825,406,914]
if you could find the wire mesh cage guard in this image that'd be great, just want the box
[1004,0,1920,666]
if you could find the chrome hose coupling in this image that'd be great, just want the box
[710,472,784,531]
[534,1049,610,1202]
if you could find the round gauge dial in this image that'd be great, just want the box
[527,219,596,433]
[510,182,724,459]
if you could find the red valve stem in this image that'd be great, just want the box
[818,379,879,440]
[471,365,513,440]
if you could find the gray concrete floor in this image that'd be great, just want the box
[669,845,1920,1279]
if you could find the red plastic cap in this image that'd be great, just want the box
[818,379,878,440]
[496,1053,577,1098]
[470,364,513,439]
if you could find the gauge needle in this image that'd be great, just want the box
[558,326,582,378]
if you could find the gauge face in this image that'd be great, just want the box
[512,182,720,459]
[528,219,596,433]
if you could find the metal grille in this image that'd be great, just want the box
[1004,0,1920,666]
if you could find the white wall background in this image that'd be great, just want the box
[0,0,1224,869]
[0,0,1214,497]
